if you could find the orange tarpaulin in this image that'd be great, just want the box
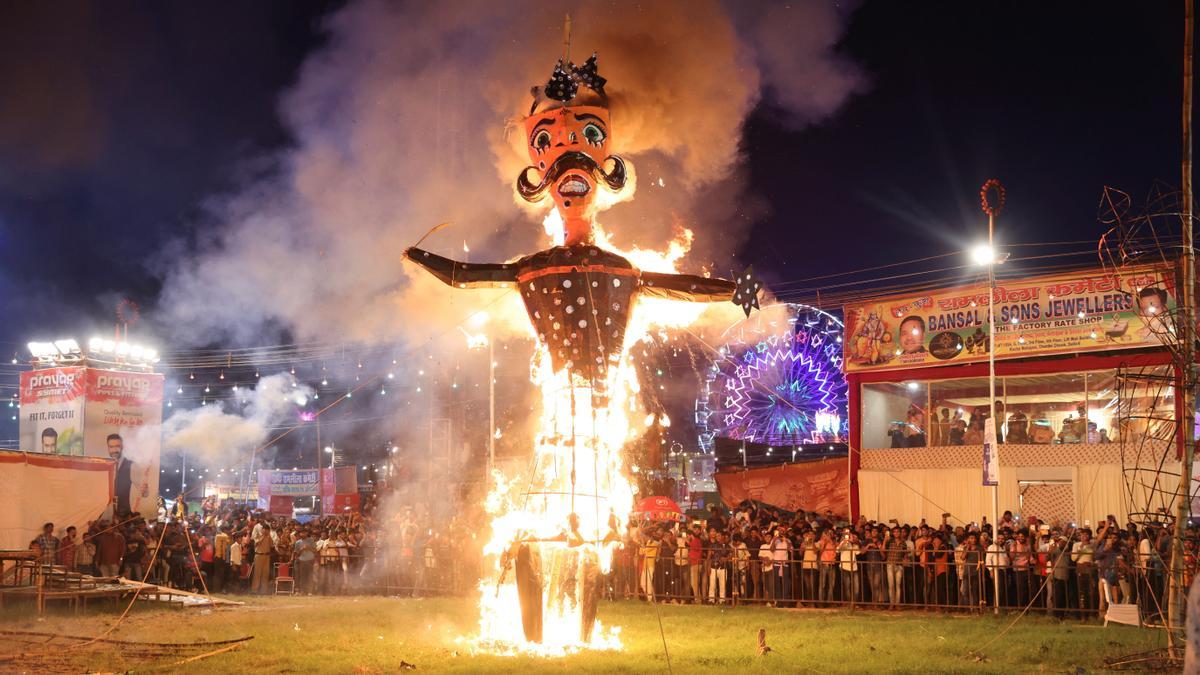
[715,458,849,518]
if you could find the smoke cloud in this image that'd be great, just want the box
[162,373,312,468]
[154,0,863,348]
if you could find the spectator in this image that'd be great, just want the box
[885,525,908,608]
[123,529,147,581]
[686,524,703,604]
[58,526,78,572]
[252,522,273,594]
[817,529,838,605]
[837,530,861,602]
[294,529,317,595]
[77,524,97,576]
[759,533,776,606]
[961,532,983,609]
[229,533,244,592]
[214,526,231,592]
[94,521,125,578]
[799,531,819,606]
[33,522,58,566]
[707,531,729,604]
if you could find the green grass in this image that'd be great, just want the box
[0,595,1169,673]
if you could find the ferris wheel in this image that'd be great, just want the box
[695,303,848,451]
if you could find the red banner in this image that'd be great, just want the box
[322,493,360,515]
[268,495,294,515]
[714,458,849,517]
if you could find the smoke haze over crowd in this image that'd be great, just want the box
[155,0,862,349]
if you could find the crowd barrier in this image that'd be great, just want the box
[124,546,1173,620]
[607,547,1171,620]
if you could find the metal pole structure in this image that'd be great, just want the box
[1168,0,1195,642]
[488,336,495,484]
[987,213,1001,615]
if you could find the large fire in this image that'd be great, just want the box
[469,212,711,655]
[402,46,753,656]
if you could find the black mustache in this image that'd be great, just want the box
[517,151,627,202]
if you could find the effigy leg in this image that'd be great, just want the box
[578,551,603,643]
[515,543,544,643]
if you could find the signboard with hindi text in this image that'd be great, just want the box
[257,469,321,500]
[843,265,1176,372]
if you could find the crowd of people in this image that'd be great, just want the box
[25,492,1200,623]
[610,503,1196,621]
[26,493,477,597]
[891,401,1113,448]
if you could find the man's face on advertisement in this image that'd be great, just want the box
[41,434,56,453]
[1138,291,1165,317]
[107,438,123,460]
[899,318,924,353]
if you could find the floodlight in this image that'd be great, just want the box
[100,339,115,353]
[88,336,103,351]
[54,339,80,354]
[971,244,995,266]
[27,342,54,359]
[115,342,130,356]
[129,345,145,360]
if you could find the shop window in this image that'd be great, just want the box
[928,378,994,446]
[861,381,928,449]
[1000,373,1086,444]
[1086,371,1119,444]
[1113,365,1175,445]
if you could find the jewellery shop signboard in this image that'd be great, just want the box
[842,264,1175,373]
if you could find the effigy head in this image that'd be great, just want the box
[517,53,627,246]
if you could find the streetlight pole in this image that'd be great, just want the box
[980,178,1007,615]
[1168,0,1194,643]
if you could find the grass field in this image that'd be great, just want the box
[0,595,1170,673]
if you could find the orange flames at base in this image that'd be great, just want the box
[463,213,718,655]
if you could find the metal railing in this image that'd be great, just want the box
[604,547,1174,619]
[106,545,1177,619]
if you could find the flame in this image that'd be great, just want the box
[467,208,717,655]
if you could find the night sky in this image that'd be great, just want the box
[0,2,1190,467]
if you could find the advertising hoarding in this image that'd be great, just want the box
[843,265,1175,373]
[83,369,164,519]
[18,367,86,456]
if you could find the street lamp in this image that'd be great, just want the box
[977,177,1006,615]
[324,445,336,470]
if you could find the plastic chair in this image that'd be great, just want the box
[1101,579,1139,627]
[274,562,294,595]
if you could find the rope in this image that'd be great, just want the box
[650,590,673,675]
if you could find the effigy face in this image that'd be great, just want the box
[518,105,624,246]
[516,245,637,384]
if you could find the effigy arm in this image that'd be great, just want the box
[638,271,736,303]
[404,247,518,288]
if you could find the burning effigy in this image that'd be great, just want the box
[405,43,758,654]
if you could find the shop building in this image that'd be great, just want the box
[843,264,1184,526]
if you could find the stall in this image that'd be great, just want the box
[843,264,1183,525]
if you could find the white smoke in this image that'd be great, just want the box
[162,373,312,467]
[153,0,863,348]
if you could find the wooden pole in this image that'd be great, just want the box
[1168,0,1194,646]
